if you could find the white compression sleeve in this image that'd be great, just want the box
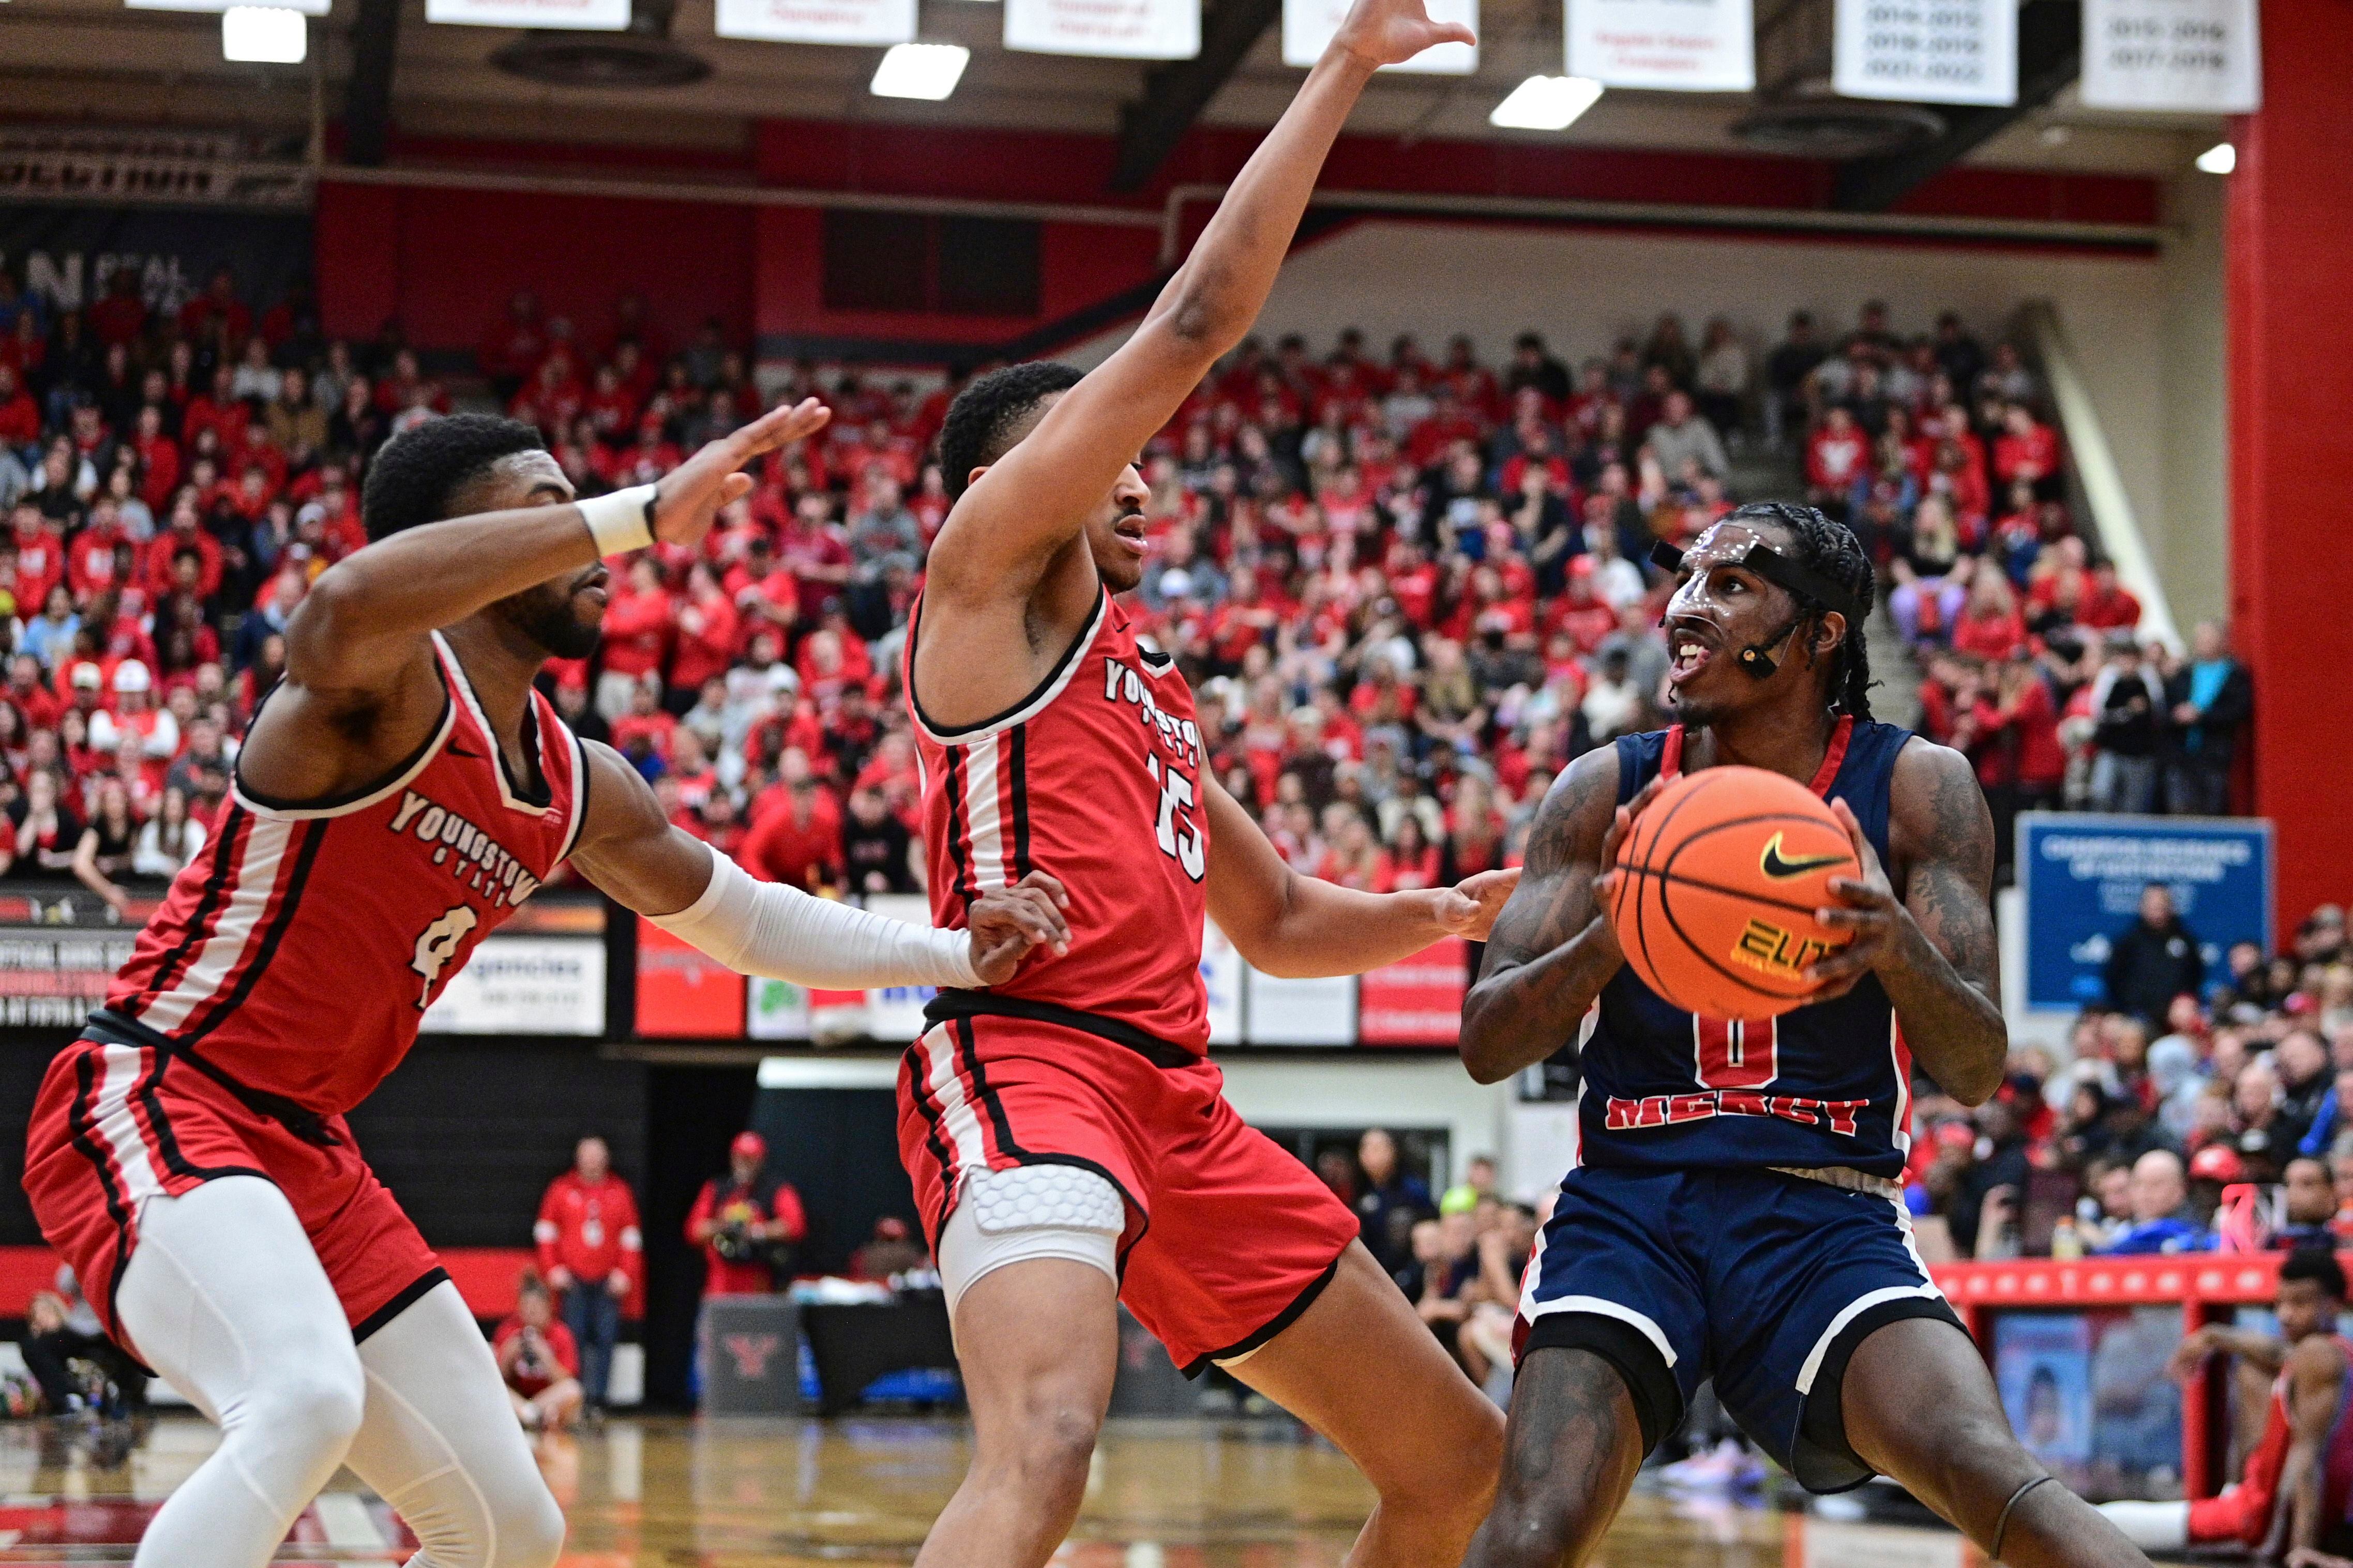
[648,841,982,991]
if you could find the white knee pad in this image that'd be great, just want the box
[2096,1498,2189,1551]
[938,1164,1126,1318]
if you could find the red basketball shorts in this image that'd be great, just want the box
[897,1004,1360,1375]
[23,1036,442,1355]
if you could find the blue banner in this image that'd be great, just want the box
[2017,813,2273,1012]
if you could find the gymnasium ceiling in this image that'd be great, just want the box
[2,0,2222,185]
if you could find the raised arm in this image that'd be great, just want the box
[1806,738,2005,1105]
[924,0,1472,602]
[566,741,1068,988]
[289,398,830,698]
[1457,748,1641,1085]
[1201,775,1513,980]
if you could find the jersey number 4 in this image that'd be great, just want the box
[1142,754,1205,881]
[1693,1016,1779,1091]
[411,904,479,1009]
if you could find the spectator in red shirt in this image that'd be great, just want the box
[1806,406,1868,509]
[1993,403,2061,494]
[742,764,844,891]
[609,677,679,771]
[1953,569,2028,662]
[494,1274,584,1434]
[176,268,250,347]
[478,290,548,404]
[534,1135,642,1411]
[686,1131,806,1302]
[669,562,740,702]
[595,555,674,721]
[2078,561,2143,632]
[0,363,38,449]
[87,268,149,350]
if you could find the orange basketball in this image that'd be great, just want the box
[1607,765,1858,1019]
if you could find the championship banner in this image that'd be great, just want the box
[715,0,915,47]
[2016,814,2272,1012]
[1005,0,1199,61]
[1832,0,2016,104]
[2079,0,2260,111]
[425,0,630,29]
[1281,0,1476,71]
[1567,0,1753,91]
[1357,937,1468,1046]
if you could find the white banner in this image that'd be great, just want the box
[2080,0,2259,112]
[715,0,914,45]
[1201,918,1244,1045]
[746,977,812,1041]
[421,937,606,1036]
[1567,0,1753,90]
[1005,0,1198,59]
[425,0,630,29]
[862,893,941,1043]
[1833,0,2016,104]
[1281,0,1476,72]
[1243,969,1356,1046]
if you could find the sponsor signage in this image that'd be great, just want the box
[2017,813,2272,1011]
[1005,0,1199,60]
[1358,937,1469,1045]
[1567,0,1754,90]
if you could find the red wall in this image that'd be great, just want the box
[2227,0,2353,927]
[315,180,758,354]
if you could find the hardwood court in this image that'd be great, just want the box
[0,1411,2087,1566]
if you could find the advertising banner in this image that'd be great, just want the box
[2017,814,2272,1012]
[1281,0,1476,71]
[0,200,312,333]
[1201,917,1244,1045]
[1567,0,1754,90]
[1358,937,1468,1045]
[1833,0,2017,104]
[1005,0,1199,60]
[0,890,155,1028]
[420,936,606,1036]
[2080,0,2260,112]
[635,918,747,1038]
[1244,970,1356,1046]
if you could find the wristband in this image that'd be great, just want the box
[577,483,657,557]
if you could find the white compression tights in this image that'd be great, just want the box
[115,1175,565,1568]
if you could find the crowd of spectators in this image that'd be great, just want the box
[0,264,2251,927]
[1913,894,2353,1264]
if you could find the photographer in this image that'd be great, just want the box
[493,1274,584,1434]
[685,1130,806,1299]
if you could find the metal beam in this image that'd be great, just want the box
[1832,0,2080,212]
[1109,0,1283,193]
[343,0,400,168]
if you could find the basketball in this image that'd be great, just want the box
[1608,767,1860,1020]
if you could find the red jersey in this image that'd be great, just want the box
[101,633,586,1115]
[907,589,1211,1053]
[535,1171,644,1297]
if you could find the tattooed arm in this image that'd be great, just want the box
[1806,738,2006,1105]
[1458,748,1651,1085]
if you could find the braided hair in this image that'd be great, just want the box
[1724,500,1877,721]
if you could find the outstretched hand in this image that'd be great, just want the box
[652,397,832,550]
[1804,797,1919,999]
[964,871,1072,985]
[1330,0,1474,69]
[1432,867,1521,942]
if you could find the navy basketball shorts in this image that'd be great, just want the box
[1517,1163,1967,1492]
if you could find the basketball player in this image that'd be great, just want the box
[21,405,1072,1568]
[1457,502,2150,1566]
[897,0,1522,1562]
[2102,1249,2353,1562]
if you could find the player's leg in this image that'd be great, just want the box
[913,1253,1120,1568]
[1221,1240,1505,1567]
[340,1278,568,1568]
[1460,1347,1648,1568]
[113,1175,368,1568]
[1840,1317,2150,1566]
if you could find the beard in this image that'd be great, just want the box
[499,581,605,662]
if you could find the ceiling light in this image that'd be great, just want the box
[2195,141,2236,174]
[222,4,307,58]
[871,42,968,100]
[1490,75,1603,132]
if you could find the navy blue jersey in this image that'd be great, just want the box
[1578,717,1917,1179]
